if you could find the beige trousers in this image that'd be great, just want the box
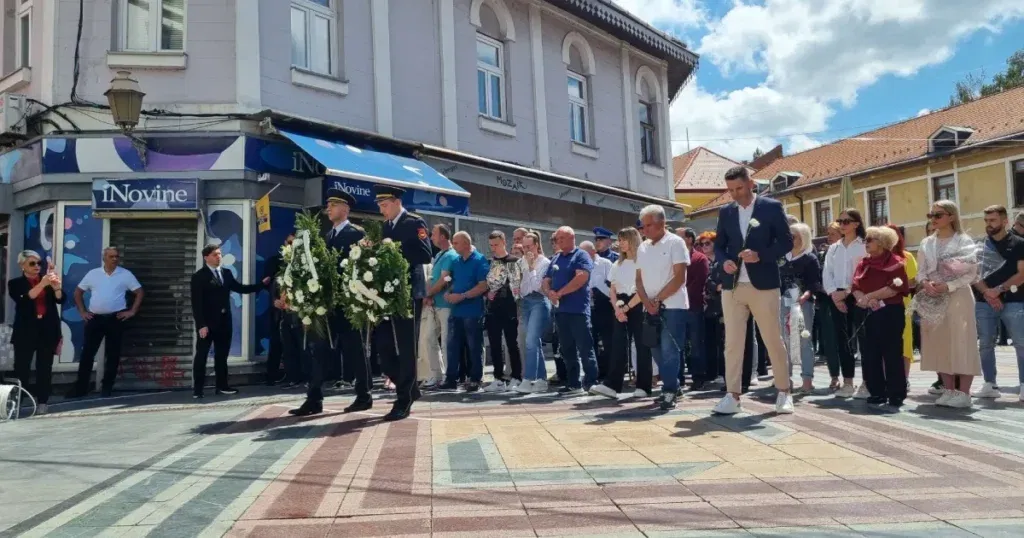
[417,304,450,381]
[722,283,791,394]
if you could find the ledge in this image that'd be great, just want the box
[107,51,187,70]
[571,142,599,160]
[478,116,517,137]
[291,67,349,96]
[0,67,31,93]
[642,163,665,177]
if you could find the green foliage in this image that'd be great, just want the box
[337,227,412,331]
[950,50,1024,106]
[276,210,341,339]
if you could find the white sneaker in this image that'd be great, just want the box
[713,376,725,385]
[713,394,742,415]
[507,379,521,392]
[853,385,871,400]
[633,389,650,398]
[974,382,1001,399]
[947,390,973,409]
[935,389,954,406]
[483,380,507,393]
[750,378,760,387]
[835,384,856,398]
[588,384,617,399]
[514,380,534,394]
[532,380,549,393]
[775,392,794,414]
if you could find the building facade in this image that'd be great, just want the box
[0,0,697,384]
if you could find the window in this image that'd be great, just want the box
[815,200,831,237]
[868,189,888,226]
[121,0,185,52]
[568,73,588,144]
[16,1,30,68]
[476,34,505,121]
[1013,160,1024,208]
[933,174,956,202]
[639,102,657,165]
[291,0,336,75]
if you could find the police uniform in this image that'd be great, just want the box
[375,185,432,421]
[290,188,372,417]
[593,227,619,262]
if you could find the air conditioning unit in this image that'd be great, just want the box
[0,93,27,137]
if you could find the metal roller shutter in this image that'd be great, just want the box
[108,219,198,358]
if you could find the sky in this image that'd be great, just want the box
[612,0,1024,163]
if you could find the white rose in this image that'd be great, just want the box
[301,316,312,325]
[801,330,811,339]
[315,306,327,316]
[350,246,362,260]
[892,278,904,287]
[368,258,379,267]
[363,271,373,282]
[748,218,761,228]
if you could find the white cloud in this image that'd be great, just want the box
[612,0,707,29]
[917,108,931,117]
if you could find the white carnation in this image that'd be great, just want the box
[315,306,327,316]
[301,316,312,325]
[349,246,362,260]
[748,218,761,228]
[892,278,904,287]
[368,258,379,267]
[363,271,373,282]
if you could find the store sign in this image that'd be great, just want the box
[92,178,199,211]
[321,176,470,216]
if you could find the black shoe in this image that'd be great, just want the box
[436,381,458,391]
[216,387,239,396]
[101,388,113,398]
[343,398,373,413]
[659,392,678,410]
[866,396,887,405]
[466,382,480,393]
[383,407,410,421]
[888,399,904,408]
[691,381,708,391]
[288,401,323,416]
[193,393,204,399]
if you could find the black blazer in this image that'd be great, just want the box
[383,211,433,299]
[190,266,263,331]
[714,196,794,291]
[8,275,65,347]
[325,222,365,261]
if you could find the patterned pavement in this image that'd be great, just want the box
[3,352,1024,537]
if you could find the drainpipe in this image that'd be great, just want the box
[795,193,806,223]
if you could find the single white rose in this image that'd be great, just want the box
[368,258,379,267]
[748,218,761,228]
[350,246,362,260]
[892,278,904,287]
[301,316,312,325]
[801,330,811,339]
[315,306,327,316]
[1012,285,1020,293]
[363,271,373,282]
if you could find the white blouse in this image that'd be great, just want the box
[823,237,866,293]
[917,233,979,292]
[518,255,550,297]
[609,259,638,296]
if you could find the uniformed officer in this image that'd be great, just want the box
[374,185,433,421]
[593,227,619,262]
[290,188,372,416]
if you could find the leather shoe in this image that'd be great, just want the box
[383,407,410,422]
[343,399,373,413]
[288,401,323,416]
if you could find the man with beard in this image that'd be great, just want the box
[972,205,1024,403]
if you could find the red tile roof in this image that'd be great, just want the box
[673,146,746,191]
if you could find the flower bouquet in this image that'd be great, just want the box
[911,237,979,325]
[277,211,343,340]
[337,220,412,332]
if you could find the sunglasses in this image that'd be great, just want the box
[927,212,949,219]
[25,261,39,267]
[836,218,855,225]
[697,241,712,247]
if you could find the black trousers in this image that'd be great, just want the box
[861,304,907,404]
[336,313,371,402]
[375,300,421,411]
[265,310,285,383]
[14,339,55,404]
[591,292,615,381]
[740,316,756,393]
[486,303,521,381]
[827,295,863,380]
[280,317,307,383]
[193,315,232,394]
[74,314,126,393]
[704,316,725,381]
[754,324,769,376]
[605,308,652,393]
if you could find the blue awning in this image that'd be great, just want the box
[279,129,471,202]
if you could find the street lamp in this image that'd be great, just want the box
[104,70,145,132]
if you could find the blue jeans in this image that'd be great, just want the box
[555,312,598,389]
[976,301,1024,385]
[446,316,484,384]
[652,308,685,394]
[682,310,706,384]
[520,294,551,381]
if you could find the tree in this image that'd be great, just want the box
[950,49,1024,106]
[752,147,764,161]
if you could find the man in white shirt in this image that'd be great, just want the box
[581,241,614,382]
[635,205,690,410]
[69,247,144,398]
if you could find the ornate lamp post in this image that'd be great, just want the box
[104,70,147,163]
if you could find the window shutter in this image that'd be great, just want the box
[160,0,185,51]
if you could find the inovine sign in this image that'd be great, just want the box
[92,178,199,211]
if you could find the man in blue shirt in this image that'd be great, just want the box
[440,231,490,392]
[543,227,598,394]
[419,224,459,389]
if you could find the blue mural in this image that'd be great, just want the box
[205,204,246,357]
[253,206,300,356]
[0,141,41,183]
[60,206,103,364]
[41,136,244,174]
[23,208,55,275]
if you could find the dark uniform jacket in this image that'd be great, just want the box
[191,266,263,331]
[382,211,432,299]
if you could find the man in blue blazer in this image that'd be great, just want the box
[712,166,795,415]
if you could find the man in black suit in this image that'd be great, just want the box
[291,188,373,416]
[375,185,432,421]
[191,244,267,398]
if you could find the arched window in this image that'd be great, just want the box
[562,32,596,145]
[471,0,516,122]
[635,66,662,166]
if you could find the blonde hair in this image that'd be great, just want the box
[522,231,545,256]
[616,227,642,263]
[865,226,899,251]
[827,221,841,233]
[17,250,41,265]
[790,223,813,253]
[932,199,963,234]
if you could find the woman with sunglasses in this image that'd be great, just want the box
[915,200,982,408]
[8,251,65,415]
[822,209,868,397]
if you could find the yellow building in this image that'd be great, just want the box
[689,86,1024,249]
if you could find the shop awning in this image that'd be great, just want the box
[279,129,470,215]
